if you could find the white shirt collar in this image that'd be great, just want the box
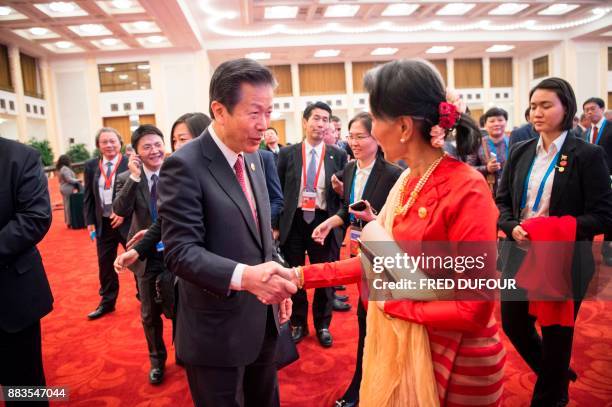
[304,139,324,159]
[536,130,568,155]
[102,154,119,167]
[209,124,241,169]
[356,158,376,172]
[594,117,606,129]
[142,165,160,181]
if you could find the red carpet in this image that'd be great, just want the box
[9,178,611,406]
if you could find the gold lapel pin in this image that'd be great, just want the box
[418,207,427,219]
[558,167,565,173]
[250,163,256,172]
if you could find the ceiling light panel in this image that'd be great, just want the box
[41,41,84,53]
[136,36,171,48]
[324,5,360,18]
[34,2,88,18]
[486,45,515,53]
[120,21,161,34]
[13,28,60,40]
[538,4,579,16]
[488,3,529,16]
[91,38,129,50]
[371,47,398,56]
[245,52,271,60]
[382,4,419,17]
[426,46,454,54]
[436,3,476,16]
[69,24,112,37]
[0,6,27,20]
[314,49,340,58]
[95,0,145,14]
[264,6,299,19]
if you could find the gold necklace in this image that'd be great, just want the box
[394,154,446,216]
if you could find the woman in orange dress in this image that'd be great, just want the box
[268,59,505,406]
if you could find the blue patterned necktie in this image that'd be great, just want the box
[303,149,317,223]
[150,173,158,222]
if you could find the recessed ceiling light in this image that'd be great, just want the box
[0,6,12,16]
[146,35,165,44]
[112,0,132,9]
[426,46,454,54]
[488,3,529,16]
[55,41,74,49]
[79,24,104,34]
[371,47,398,56]
[314,49,340,58]
[538,4,579,16]
[104,67,115,72]
[119,74,128,80]
[133,21,152,30]
[381,4,419,17]
[264,6,298,19]
[436,3,475,16]
[29,27,49,36]
[245,52,271,60]
[100,38,119,46]
[49,2,75,13]
[486,45,515,53]
[324,5,360,18]
[137,64,150,70]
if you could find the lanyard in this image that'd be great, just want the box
[487,137,508,162]
[591,119,607,145]
[98,154,122,190]
[520,149,561,213]
[302,143,325,191]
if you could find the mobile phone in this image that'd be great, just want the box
[349,200,367,211]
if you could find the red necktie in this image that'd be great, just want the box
[234,154,259,228]
[591,126,598,144]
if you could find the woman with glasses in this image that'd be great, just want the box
[312,111,402,407]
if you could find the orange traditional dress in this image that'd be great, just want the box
[302,156,505,407]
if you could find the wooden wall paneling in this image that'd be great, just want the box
[103,116,131,145]
[20,53,39,97]
[352,61,384,93]
[270,119,286,145]
[532,55,549,79]
[139,114,156,126]
[299,63,346,95]
[268,65,292,96]
[428,59,448,85]
[490,58,513,87]
[0,44,12,91]
[454,58,483,89]
[469,108,484,124]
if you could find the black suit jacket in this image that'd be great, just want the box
[113,170,159,277]
[277,142,348,247]
[158,131,277,367]
[337,158,402,226]
[584,119,612,174]
[263,144,283,166]
[496,135,612,299]
[259,149,283,229]
[83,156,130,238]
[509,123,538,149]
[0,138,53,332]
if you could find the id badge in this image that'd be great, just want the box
[102,188,113,205]
[156,241,165,252]
[349,226,362,257]
[301,191,316,212]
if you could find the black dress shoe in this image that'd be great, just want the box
[334,294,349,302]
[335,399,357,407]
[334,285,346,291]
[333,299,351,312]
[291,325,309,343]
[317,328,333,347]
[87,306,115,320]
[149,367,164,385]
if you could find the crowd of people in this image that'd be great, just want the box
[1,57,611,407]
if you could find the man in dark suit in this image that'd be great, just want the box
[573,113,590,140]
[158,58,296,407]
[259,149,283,235]
[83,128,130,319]
[277,101,348,347]
[262,127,283,164]
[509,107,539,149]
[583,97,612,265]
[113,124,168,384]
[0,137,53,406]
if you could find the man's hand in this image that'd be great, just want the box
[331,174,344,196]
[486,158,501,173]
[272,228,280,241]
[349,200,377,223]
[110,212,124,228]
[242,262,297,304]
[312,221,332,245]
[512,225,530,246]
[279,298,293,324]
[127,229,148,250]
[128,154,142,179]
[114,249,139,273]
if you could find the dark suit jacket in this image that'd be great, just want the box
[277,142,348,248]
[83,156,130,238]
[259,149,283,229]
[113,170,159,277]
[496,135,612,299]
[509,123,538,149]
[158,131,277,367]
[263,144,283,165]
[584,119,612,174]
[0,138,53,332]
[337,158,402,226]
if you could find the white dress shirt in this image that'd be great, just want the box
[142,166,161,193]
[298,140,327,211]
[352,159,375,203]
[98,154,120,211]
[590,117,605,144]
[521,131,568,220]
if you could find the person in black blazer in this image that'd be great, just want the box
[509,107,539,149]
[262,127,283,165]
[83,128,130,319]
[0,137,53,405]
[158,59,295,407]
[260,149,284,231]
[311,112,402,407]
[113,125,169,385]
[496,78,612,407]
[277,101,348,347]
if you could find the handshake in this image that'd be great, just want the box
[242,261,300,305]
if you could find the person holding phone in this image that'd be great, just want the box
[311,112,402,407]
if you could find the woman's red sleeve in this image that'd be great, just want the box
[302,256,362,289]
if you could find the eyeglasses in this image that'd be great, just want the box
[348,134,371,141]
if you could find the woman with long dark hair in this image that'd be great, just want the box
[56,154,82,227]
